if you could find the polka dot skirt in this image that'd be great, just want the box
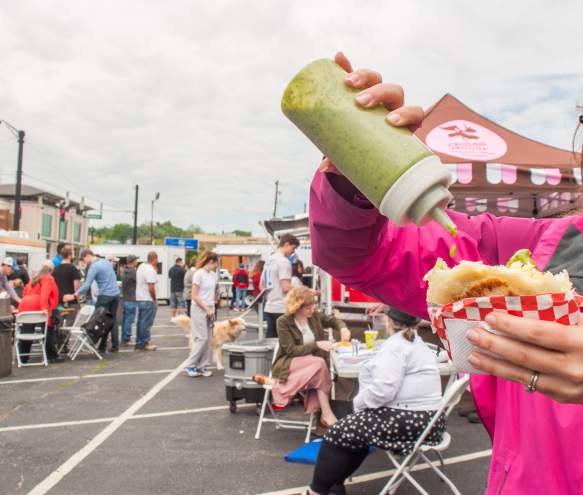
[324,407,446,455]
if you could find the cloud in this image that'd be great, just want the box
[0,0,580,234]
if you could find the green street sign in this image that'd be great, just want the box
[86,213,102,219]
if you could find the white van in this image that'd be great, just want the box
[90,244,186,302]
[0,236,46,274]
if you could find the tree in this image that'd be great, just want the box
[233,230,252,237]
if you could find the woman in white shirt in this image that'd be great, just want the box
[308,309,444,495]
[184,252,219,378]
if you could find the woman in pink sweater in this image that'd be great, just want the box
[308,53,583,494]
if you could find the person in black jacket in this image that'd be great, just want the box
[168,257,186,317]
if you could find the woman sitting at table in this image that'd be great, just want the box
[253,286,351,427]
[308,308,444,495]
[18,261,60,363]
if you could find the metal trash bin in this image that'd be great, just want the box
[223,339,277,412]
[0,318,13,378]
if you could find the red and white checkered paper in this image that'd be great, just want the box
[429,292,583,374]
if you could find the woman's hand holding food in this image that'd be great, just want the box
[317,341,334,353]
[319,52,425,175]
[466,312,583,404]
[340,327,351,342]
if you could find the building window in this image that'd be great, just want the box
[42,213,52,237]
[59,220,67,240]
[73,222,81,242]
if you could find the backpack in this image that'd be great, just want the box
[82,306,115,344]
[235,271,248,285]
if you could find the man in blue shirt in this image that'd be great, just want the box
[70,248,121,352]
[52,242,71,269]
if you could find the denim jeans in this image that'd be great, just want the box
[235,287,247,309]
[122,300,138,343]
[136,301,156,349]
[96,295,120,349]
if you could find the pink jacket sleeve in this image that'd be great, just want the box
[310,171,555,319]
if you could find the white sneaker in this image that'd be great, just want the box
[201,368,213,377]
[185,367,201,377]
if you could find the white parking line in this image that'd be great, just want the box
[0,369,176,386]
[257,449,493,495]
[0,403,254,433]
[28,360,189,495]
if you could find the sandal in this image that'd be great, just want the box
[319,416,337,429]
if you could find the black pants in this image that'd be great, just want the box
[186,299,192,317]
[264,312,283,338]
[96,295,120,351]
[19,324,59,362]
[311,441,368,494]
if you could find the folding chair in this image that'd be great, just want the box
[255,342,315,443]
[14,311,49,367]
[57,305,95,355]
[379,375,470,495]
[66,306,103,361]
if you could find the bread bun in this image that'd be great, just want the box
[424,258,572,305]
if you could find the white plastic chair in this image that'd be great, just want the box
[255,341,315,443]
[379,375,470,495]
[57,305,96,355]
[14,311,49,367]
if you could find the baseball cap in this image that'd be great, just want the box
[386,308,420,327]
[127,254,138,263]
[1,257,14,267]
[79,248,94,259]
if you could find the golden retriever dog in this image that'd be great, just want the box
[171,314,194,349]
[171,315,246,369]
[211,318,246,370]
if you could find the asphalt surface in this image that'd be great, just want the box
[0,306,492,495]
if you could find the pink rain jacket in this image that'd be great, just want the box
[310,171,583,494]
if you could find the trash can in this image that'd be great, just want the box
[0,319,13,378]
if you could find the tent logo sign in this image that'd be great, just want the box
[426,119,508,161]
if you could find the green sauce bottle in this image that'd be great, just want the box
[282,58,456,233]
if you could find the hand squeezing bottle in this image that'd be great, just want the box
[281,59,456,234]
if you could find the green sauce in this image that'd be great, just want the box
[281,59,433,207]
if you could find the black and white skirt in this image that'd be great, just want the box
[324,407,446,455]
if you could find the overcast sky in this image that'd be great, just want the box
[0,1,581,234]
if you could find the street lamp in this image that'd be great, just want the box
[150,192,160,245]
[0,120,25,230]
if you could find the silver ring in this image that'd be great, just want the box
[526,371,540,393]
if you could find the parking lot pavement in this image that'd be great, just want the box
[0,306,492,495]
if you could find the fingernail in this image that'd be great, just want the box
[466,329,479,343]
[345,73,361,85]
[485,313,496,325]
[387,113,401,124]
[355,92,373,107]
[468,353,481,368]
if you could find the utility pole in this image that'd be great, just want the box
[150,192,160,245]
[272,180,280,218]
[13,130,25,230]
[132,185,139,245]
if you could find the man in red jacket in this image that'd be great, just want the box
[232,263,249,312]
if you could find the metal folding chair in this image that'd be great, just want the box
[57,305,95,355]
[66,306,103,361]
[14,311,49,367]
[379,375,470,495]
[255,341,315,443]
